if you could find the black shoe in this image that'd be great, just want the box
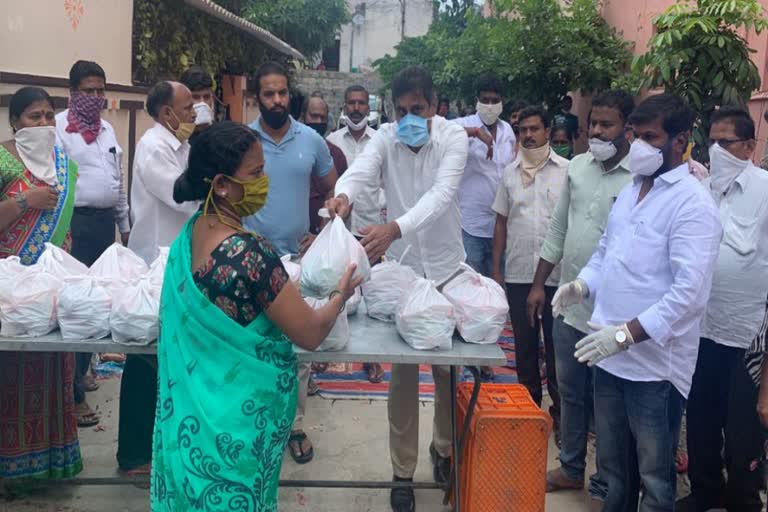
[391,476,415,512]
[429,443,451,485]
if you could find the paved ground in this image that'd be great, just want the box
[3,377,691,512]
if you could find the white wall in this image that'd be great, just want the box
[339,0,433,72]
[0,0,134,85]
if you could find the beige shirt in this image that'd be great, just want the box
[492,150,569,286]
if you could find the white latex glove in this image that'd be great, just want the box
[551,278,588,318]
[574,322,633,366]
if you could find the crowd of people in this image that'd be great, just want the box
[0,57,767,512]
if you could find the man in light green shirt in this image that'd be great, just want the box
[527,90,635,498]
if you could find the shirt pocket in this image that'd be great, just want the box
[723,214,758,256]
[617,223,667,275]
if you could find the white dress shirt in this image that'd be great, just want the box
[128,123,198,264]
[334,116,468,284]
[492,150,569,286]
[701,162,768,349]
[452,114,516,238]
[578,164,723,397]
[55,110,130,232]
[327,125,384,235]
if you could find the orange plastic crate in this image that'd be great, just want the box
[456,383,552,512]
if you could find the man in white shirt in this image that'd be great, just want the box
[56,60,129,428]
[680,107,768,512]
[179,65,216,140]
[491,106,568,428]
[326,85,382,236]
[453,73,516,277]
[118,80,197,476]
[554,94,722,511]
[326,66,468,512]
[128,81,198,264]
[326,85,386,384]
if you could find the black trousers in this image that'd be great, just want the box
[70,207,117,404]
[116,354,157,470]
[506,283,560,422]
[686,338,765,512]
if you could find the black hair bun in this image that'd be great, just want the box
[173,171,206,204]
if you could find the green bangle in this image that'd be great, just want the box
[328,290,345,313]
[14,192,28,212]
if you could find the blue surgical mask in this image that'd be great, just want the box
[396,113,430,147]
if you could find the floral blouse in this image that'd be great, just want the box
[193,233,288,326]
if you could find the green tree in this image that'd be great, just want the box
[242,0,350,58]
[375,0,631,109]
[632,0,768,159]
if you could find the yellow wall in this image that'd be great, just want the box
[0,0,134,85]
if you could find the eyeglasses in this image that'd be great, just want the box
[708,138,750,148]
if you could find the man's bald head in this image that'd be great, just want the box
[147,80,196,132]
[303,94,330,136]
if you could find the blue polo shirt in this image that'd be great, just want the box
[243,117,334,256]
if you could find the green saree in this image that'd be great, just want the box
[150,216,298,512]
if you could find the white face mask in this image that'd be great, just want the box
[476,101,502,126]
[709,142,749,198]
[588,137,618,161]
[629,139,664,176]
[345,114,368,131]
[14,126,57,185]
[193,102,214,126]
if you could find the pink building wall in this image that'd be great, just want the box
[598,0,768,160]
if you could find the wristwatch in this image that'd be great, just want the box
[14,192,28,212]
[614,324,634,351]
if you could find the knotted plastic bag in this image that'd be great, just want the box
[442,264,508,343]
[110,278,160,345]
[58,277,112,340]
[280,255,301,284]
[395,278,455,351]
[362,256,418,322]
[0,267,62,337]
[300,217,370,298]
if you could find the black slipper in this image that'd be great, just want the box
[288,431,314,464]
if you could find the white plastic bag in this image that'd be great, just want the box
[147,247,170,287]
[442,265,508,343]
[0,267,62,337]
[362,260,418,322]
[110,279,160,345]
[346,287,362,316]
[300,217,370,298]
[57,277,111,339]
[280,255,301,284]
[304,297,350,351]
[36,243,88,277]
[0,256,24,289]
[90,243,148,283]
[395,278,455,351]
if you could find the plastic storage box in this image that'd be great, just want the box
[456,383,552,511]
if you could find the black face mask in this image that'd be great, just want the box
[512,124,520,136]
[306,122,328,137]
[259,103,289,130]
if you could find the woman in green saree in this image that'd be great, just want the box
[151,121,360,512]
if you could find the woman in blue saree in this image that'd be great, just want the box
[150,121,360,511]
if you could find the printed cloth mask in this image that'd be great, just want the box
[396,113,430,147]
[15,126,57,185]
[66,90,103,144]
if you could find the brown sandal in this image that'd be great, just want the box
[75,402,100,427]
[364,363,385,384]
